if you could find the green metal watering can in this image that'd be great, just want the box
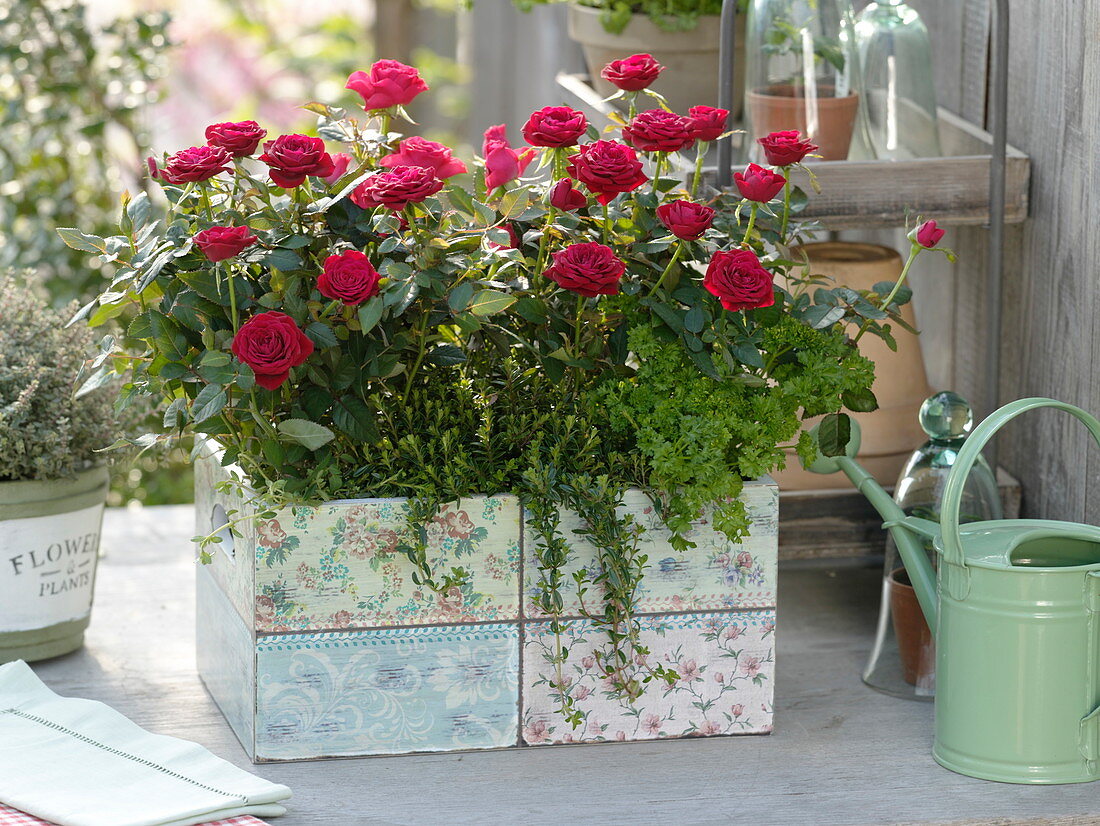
[807,397,1100,784]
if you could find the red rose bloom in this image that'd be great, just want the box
[158,145,232,184]
[230,312,315,390]
[544,242,625,297]
[345,60,429,111]
[521,106,588,148]
[704,250,775,312]
[322,152,352,185]
[757,130,818,166]
[259,134,336,189]
[380,136,468,178]
[205,121,267,157]
[350,166,445,210]
[192,226,258,262]
[689,105,730,142]
[657,200,715,241]
[734,163,786,203]
[317,250,381,305]
[622,109,696,153]
[915,219,945,248]
[482,124,535,190]
[601,53,664,92]
[566,140,648,205]
[549,178,587,212]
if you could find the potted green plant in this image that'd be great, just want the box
[65,59,920,759]
[514,0,748,115]
[0,270,115,663]
[745,0,868,161]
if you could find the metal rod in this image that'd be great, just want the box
[985,0,1010,471]
[716,0,738,188]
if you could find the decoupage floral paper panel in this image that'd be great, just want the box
[255,623,520,759]
[523,482,778,618]
[252,496,522,633]
[521,610,775,746]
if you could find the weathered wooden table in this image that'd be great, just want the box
[26,506,1100,826]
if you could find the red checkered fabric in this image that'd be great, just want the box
[0,805,268,826]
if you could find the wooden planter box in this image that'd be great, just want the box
[194,452,778,761]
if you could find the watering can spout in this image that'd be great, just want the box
[803,419,939,627]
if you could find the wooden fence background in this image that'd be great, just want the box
[401,0,1088,523]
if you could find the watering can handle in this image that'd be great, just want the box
[941,398,1100,568]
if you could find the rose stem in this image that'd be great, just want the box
[853,242,921,344]
[602,201,611,244]
[648,241,684,297]
[780,174,792,239]
[742,203,759,246]
[691,142,706,198]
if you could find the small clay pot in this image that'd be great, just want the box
[747,84,859,161]
[889,567,935,686]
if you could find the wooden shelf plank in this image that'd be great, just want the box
[556,73,1031,230]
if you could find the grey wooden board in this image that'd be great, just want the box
[18,505,1100,825]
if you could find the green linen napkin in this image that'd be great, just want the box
[0,661,290,826]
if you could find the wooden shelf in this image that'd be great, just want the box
[557,72,1031,230]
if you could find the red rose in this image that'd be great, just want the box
[205,121,267,157]
[318,250,381,305]
[192,226,258,262]
[322,152,352,185]
[230,311,315,390]
[350,166,445,210]
[259,134,336,189]
[623,109,696,153]
[601,53,664,92]
[734,163,786,203]
[689,105,730,142]
[380,136,467,179]
[915,219,945,248]
[345,60,429,111]
[656,200,715,241]
[549,178,587,212]
[757,130,818,166]
[522,106,588,148]
[704,249,775,312]
[566,140,648,205]
[544,242,624,297]
[158,145,232,184]
[482,124,535,190]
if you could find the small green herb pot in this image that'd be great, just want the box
[0,466,110,663]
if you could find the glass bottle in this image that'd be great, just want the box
[863,391,1002,700]
[745,0,875,161]
[855,0,942,159]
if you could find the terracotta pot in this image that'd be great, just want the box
[568,4,746,117]
[772,242,933,491]
[747,84,859,161]
[0,466,109,663]
[888,568,935,687]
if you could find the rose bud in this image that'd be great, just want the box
[549,178,587,212]
[322,152,353,185]
[522,106,588,148]
[757,130,819,167]
[704,249,776,312]
[380,136,467,179]
[734,163,786,203]
[192,226,258,262]
[482,124,535,190]
[601,53,664,92]
[657,200,715,241]
[689,105,730,142]
[622,109,696,153]
[345,60,429,111]
[543,242,625,297]
[317,250,381,305]
[350,166,445,210]
[230,311,315,390]
[566,140,648,205]
[259,134,336,188]
[205,121,267,157]
[914,219,946,248]
[486,223,521,251]
[158,145,232,184]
